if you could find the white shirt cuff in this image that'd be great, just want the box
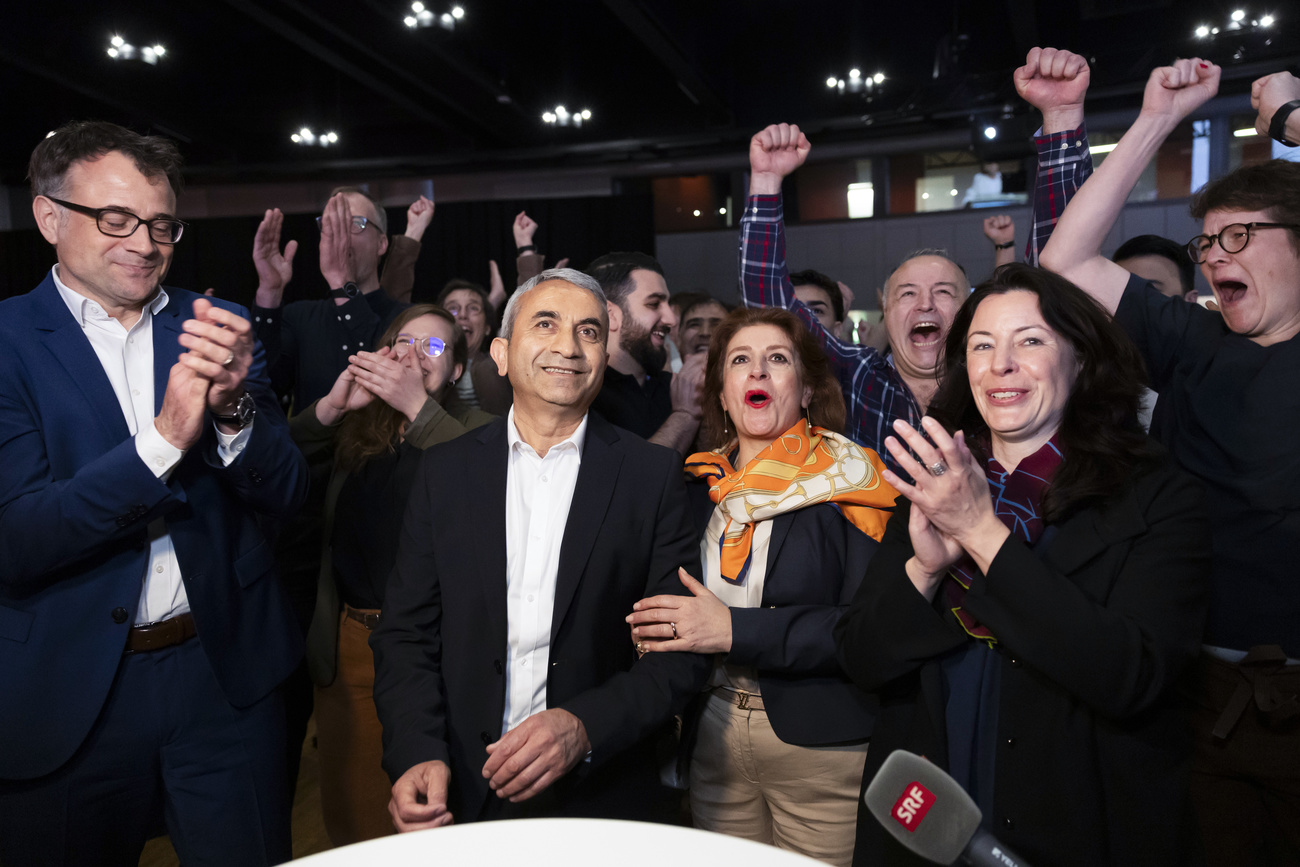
[136,421,185,480]
[214,418,254,467]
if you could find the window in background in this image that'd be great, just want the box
[1229,113,1278,171]
[1089,120,1193,200]
[911,151,1027,213]
[791,158,873,222]
[652,175,732,233]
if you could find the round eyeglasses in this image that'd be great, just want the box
[394,334,446,358]
[315,215,381,235]
[1186,222,1300,264]
[47,197,186,244]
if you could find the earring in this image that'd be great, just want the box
[722,410,730,436]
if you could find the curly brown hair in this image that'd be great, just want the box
[335,304,467,472]
[698,306,847,451]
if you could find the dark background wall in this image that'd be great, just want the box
[0,194,654,306]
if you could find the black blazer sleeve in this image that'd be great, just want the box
[558,452,712,767]
[729,506,878,675]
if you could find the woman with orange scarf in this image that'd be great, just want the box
[628,307,896,866]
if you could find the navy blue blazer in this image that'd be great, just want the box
[0,274,309,781]
[687,480,880,745]
[372,413,712,823]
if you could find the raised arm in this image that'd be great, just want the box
[1253,71,1300,145]
[1040,59,1220,313]
[1016,47,1093,265]
[381,195,434,304]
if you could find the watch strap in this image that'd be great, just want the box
[994,240,1016,250]
[1268,99,1300,148]
[329,282,361,300]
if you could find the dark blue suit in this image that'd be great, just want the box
[0,274,308,865]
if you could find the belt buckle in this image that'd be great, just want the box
[736,691,751,710]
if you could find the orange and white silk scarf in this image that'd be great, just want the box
[684,419,896,585]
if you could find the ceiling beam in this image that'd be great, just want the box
[598,0,732,125]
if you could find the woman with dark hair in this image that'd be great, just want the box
[437,279,513,415]
[629,306,896,866]
[835,264,1212,866]
[295,304,494,846]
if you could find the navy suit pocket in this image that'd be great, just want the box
[0,604,34,643]
[234,539,276,589]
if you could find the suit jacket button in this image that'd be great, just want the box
[480,731,492,745]
[493,660,503,675]
[111,607,128,624]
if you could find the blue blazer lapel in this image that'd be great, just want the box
[551,413,622,643]
[151,291,187,415]
[30,276,130,445]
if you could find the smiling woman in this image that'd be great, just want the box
[836,264,1213,866]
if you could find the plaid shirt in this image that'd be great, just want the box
[739,194,921,472]
[1024,123,1093,265]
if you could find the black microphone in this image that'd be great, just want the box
[863,749,1032,867]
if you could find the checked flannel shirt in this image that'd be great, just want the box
[736,123,1092,475]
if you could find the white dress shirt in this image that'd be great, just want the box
[52,266,252,625]
[700,508,771,693]
[500,407,587,736]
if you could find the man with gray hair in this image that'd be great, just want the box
[372,269,710,827]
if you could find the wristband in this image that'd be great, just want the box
[1268,99,1300,148]
[516,244,537,255]
[993,241,1015,250]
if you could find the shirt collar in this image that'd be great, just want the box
[52,264,169,327]
[506,405,588,459]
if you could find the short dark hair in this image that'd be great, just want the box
[1112,234,1195,295]
[669,291,709,316]
[328,185,388,235]
[928,263,1156,523]
[680,294,729,323]
[586,252,665,309]
[29,121,184,200]
[790,269,845,323]
[699,306,846,450]
[1190,159,1300,254]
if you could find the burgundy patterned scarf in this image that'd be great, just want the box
[944,436,1063,642]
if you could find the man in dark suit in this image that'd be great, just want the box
[372,268,710,829]
[0,122,308,866]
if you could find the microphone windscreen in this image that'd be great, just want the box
[863,749,982,865]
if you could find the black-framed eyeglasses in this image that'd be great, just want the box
[1186,222,1300,264]
[394,334,447,358]
[315,215,380,235]
[47,197,186,244]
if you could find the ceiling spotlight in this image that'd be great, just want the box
[921,192,930,200]
[984,126,998,140]
[828,66,886,100]
[291,128,339,147]
[950,189,959,196]
[1195,24,1210,37]
[106,35,163,65]
[1231,9,1245,21]
[1260,14,1274,26]
[719,207,727,215]
[693,210,701,216]
[542,104,590,127]
[404,1,462,30]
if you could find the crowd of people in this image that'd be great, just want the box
[1,42,1299,867]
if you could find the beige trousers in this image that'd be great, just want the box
[314,611,396,847]
[690,693,868,867]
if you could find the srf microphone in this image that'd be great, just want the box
[864,749,1032,867]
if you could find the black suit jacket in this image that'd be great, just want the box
[371,412,711,822]
[686,482,879,745]
[835,454,1211,867]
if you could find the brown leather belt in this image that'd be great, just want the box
[711,686,765,712]
[344,605,381,630]
[125,613,197,653]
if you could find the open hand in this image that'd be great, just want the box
[252,208,297,306]
[178,297,254,419]
[628,568,732,654]
[348,346,428,422]
[315,366,375,426]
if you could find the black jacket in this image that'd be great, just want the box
[835,455,1211,866]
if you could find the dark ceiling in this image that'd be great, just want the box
[2,0,1297,187]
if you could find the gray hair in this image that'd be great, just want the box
[500,268,609,339]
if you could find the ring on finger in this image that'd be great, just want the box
[670,622,678,640]
[929,461,947,476]
[222,352,235,367]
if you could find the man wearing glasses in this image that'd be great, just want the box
[1042,60,1300,863]
[251,186,408,413]
[0,121,308,866]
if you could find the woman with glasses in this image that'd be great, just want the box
[293,304,494,846]
[1041,57,1300,861]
